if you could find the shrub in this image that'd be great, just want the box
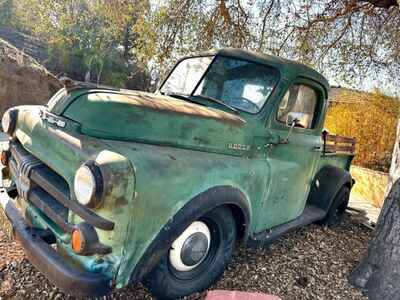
[325,88,399,172]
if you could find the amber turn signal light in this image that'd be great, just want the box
[71,228,84,254]
[1,150,10,166]
[70,222,111,256]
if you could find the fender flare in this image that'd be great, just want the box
[128,185,251,284]
[307,165,353,212]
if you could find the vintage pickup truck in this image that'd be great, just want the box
[0,48,355,299]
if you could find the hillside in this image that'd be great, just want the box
[0,38,61,116]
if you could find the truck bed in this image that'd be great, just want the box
[324,134,356,155]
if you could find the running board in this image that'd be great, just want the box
[248,205,326,247]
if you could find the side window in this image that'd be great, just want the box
[277,84,318,129]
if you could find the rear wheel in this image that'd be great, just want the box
[143,206,236,299]
[321,185,350,227]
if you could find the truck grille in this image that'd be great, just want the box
[8,142,114,233]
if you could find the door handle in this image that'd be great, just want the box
[314,146,323,152]
[264,143,275,150]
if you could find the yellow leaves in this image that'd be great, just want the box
[325,88,400,172]
[133,15,157,66]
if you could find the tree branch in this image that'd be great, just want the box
[359,0,398,8]
[258,0,275,51]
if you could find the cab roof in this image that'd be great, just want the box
[192,48,330,93]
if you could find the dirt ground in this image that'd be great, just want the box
[0,213,370,300]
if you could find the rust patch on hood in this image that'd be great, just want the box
[88,91,246,127]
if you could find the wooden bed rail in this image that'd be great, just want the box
[325,134,356,154]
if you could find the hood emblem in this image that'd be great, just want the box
[228,143,251,151]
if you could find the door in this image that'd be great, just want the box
[258,80,326,230]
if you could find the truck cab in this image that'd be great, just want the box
[0,48,355,299]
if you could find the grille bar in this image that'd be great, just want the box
[8,142,114,232]
[29,187,73,233]
[30,167,114,231]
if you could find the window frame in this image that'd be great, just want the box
[159,54,281,115]
[159,55,216,96]
[272,78,326,133]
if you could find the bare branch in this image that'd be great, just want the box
[258,0,275,51]
[359,0,398,8]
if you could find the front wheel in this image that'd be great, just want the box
[143,206,236,299]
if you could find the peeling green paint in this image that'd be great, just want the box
[6,49,353,290]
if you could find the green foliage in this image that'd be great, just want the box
[5,0,400,94]
[325,89,400,172]
[12,0,150,87]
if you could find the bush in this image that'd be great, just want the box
[325,88,399,172]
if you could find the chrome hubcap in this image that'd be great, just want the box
[180,232,209,266]
[169,221,211,271]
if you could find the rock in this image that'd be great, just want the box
[205,290,281,300]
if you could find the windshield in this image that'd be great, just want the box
[160,55,279,113]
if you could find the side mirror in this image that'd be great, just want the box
[281,115,300,144]
[286,112,309,128]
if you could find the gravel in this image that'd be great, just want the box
[0,213,371,300]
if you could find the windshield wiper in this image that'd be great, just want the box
[195,94,239,115]
[165,93,206,106]
[164,92,239,114]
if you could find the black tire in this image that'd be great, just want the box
[321,185,350,227]
[143,206,236,299]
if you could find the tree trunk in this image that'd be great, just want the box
[350,120,400,300]
[387,120,400,193]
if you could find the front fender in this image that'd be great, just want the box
[126,185,251,285]
[104,140,266,288]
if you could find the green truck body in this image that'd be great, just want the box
[0,48,354,298]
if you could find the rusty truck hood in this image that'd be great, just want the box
[57,89,251,155]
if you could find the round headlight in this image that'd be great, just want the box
[74,163,103,208]
[2,112,10,133]
[2,109,17,135]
